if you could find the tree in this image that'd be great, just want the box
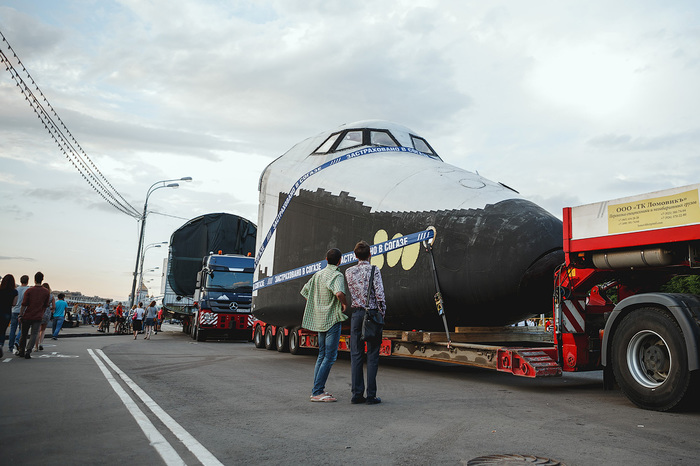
[661,275,700,294]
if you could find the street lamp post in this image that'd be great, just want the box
[136,243,167,305]
[129,177,192,308]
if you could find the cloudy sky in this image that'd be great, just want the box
[1,0,699,301]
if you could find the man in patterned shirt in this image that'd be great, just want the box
[345,240,386,405]
[301,248,348,402]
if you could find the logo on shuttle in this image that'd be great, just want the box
[370,229,420,271]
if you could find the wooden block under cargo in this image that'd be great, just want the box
[401,331,424,341]
[455,326,545,334]
[424,329,553,343]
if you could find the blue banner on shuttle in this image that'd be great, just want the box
[253,145,430,270]
[253,229,434,291]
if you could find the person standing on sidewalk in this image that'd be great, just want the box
[301,248,348,402]
[345,240,387,405]
[144,300,158,339]
[157,307,164,332]
[18,272,51,359]
[0,274,18,358]
[34,283,54,352]
[51,293,68,340]
[132,302,145,339]
[8,274,29,353]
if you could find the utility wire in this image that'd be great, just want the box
[0,29,141,218]
[149,211,191,221]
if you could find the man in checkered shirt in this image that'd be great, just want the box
[301,248,348,402]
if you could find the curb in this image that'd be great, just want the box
[52,332,126,339]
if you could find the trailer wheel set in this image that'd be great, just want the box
[610,307,699,411]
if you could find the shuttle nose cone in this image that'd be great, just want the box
[436,198,563,326]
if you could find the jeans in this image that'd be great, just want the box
[350,310,381,398]
[52,316,65,338]
[8,313,21,350]
[312,322,342,396]
[0,312,10,348]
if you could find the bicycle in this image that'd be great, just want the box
[118,317,133,335]
[98,315,111,333]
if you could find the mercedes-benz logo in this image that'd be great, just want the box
[229,302,239,311]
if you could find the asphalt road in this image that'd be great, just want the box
[1,324,698,465]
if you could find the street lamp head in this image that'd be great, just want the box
[180,177,193,182]
[166,183,179,189]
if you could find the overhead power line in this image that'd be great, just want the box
[149,211,191,221]
[0,29,140,219]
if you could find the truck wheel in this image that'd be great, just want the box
[264,325,276,350]
[611,307,697,411]
[253,325,265,348]
[276,326,288,352]
[196,326,207,342]
[289,327,300,355]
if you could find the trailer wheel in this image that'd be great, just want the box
[264,324,276,350]
[612,307,697,411]
[253,325,265,348]
[289,327,300,355]
[276,326,288,352]
[190,314,197,339]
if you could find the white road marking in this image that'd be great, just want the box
[95,349,224,466]
[2,358,12,363]
[38,352,79,358]
[87,349,186,466]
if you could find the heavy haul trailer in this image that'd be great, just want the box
[252,184,700,411]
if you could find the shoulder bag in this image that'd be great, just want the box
[361,265,384,342]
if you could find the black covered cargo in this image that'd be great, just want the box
[168,213,257,297]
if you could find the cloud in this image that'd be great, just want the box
[0,203,34,221]
[0,256,35,262]
[0,172,29,186]
[587,130,700,151]
[0,7,65,58]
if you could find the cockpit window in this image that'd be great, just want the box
[411,135,439,158]
[370,130,399,147]
[313,128,426,155]
[315,132,340,154]
[336,130,363,151]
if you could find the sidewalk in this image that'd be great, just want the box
[4,322,184,342]
[37,323,124,339]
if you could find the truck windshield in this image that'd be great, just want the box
[205,271,253,292]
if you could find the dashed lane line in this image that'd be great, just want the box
[87,349,186,466]
[94,348,224,466]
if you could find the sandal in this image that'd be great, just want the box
[310,394,337,402]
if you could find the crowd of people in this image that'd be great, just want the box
[0,272,67,359]
[75,300,165,338]
[0,271,167,359]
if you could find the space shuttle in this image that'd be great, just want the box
[251,120,563,331]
